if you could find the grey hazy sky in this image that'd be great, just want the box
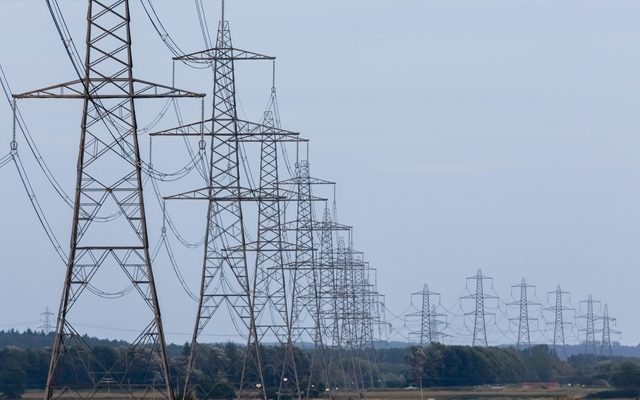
[1,1,640,346]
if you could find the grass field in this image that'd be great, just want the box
[20,386,600,400]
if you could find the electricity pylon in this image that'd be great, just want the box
[507,279,539,349]
[332,230,384,391]
[545,286,573,358]
[14,1,203,399]
[150,4,302,398]
[578,295,600,354]
[282,159,333,395]
[407,284,443,346]
[461,269,497,347]
[38,308,55,334]
[598,304,619,356]
[430,305,449,344]
[335,234,367,391]
[252,88,306,400]
[316,203,352,391]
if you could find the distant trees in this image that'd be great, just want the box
[611,360,640,389]
[0,347,28,399]
[405,344,571,387]
[4,329,640,396]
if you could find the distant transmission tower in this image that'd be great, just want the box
[252,86,306,400]
[599,304,618,356]
[316,202,351,391]
[430,305,448,344]
[461,269,497,347]
[151,5,301,398]
[38,308,54,334]
[407,284,442,346]
[285,159,332,393]
[14,2,202,399]
[545,286,573,358]
[507,279,539,349]
[578,295,600,354]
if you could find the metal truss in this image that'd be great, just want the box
[279,160,332,396]
[507,279,539,350]
[331,231,384,392]
[461,269,497,347]
[150,11,308,400]
[407,284,446,346]
[578,295,600,354]
[598,304,619,356]
[14,1,203,399]
[545,286,573,358]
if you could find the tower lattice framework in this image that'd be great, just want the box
[508,279,539,349]
[315,203,352,391]
[279,159,333,395]
[407,284,444,346]
[150,7,304,398]
[599,304,618,356]
[545,286,573,358]
[461,269,497,347]
[14,1,203,399]
[579,294,600,354]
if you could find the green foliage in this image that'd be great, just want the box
[0,348,28,400]
[520,345,568,381]
[406,344,532,387]
[0,366,26,399]
[611,360,640,389]
[2,329,640,393]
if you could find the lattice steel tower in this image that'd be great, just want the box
[407,284,442,346]
[39,308,55,335]
[315,202,352,392]
[281,159,333,394]
[508,279,539,349]
[14,1,203,399]
[545,286,573,358]
[461,269,497,347]
[150,3,310,397]
[253,87,305,400]
[599,304,618,356]
[578,295,600,354]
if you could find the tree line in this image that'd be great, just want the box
[1,330,640,399]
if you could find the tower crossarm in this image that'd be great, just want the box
[174,47,275,61]
[163,186,285,201]
[464,310,496,316]
[14,78,204,99]
[150,117,306,142]
[278,176,336,186]
[282,219,352,232]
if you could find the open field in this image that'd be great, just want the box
[20,386,601,400]
[331,386,600,400]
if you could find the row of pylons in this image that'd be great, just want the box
[9,1,385,400]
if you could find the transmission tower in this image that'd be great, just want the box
[332,229,384,391]
[578,295,600,354]
[14,2,202,399]
[430,305,449,344]
[38,308,55,334]
[461,269,497,347]
[598,304,619,356]
[252,87,307,400]
[282,159,334,395]
[545,286,573,358]
[507,279,539,349]
[315,202,352,391]
[150,4,306,398]
[407,284,442,346]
